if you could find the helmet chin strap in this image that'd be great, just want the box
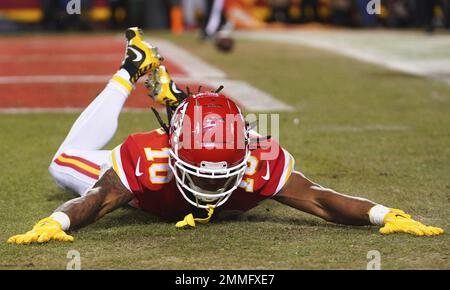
[175,175,237,229]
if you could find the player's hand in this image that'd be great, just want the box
[7,217,74,245]
[145,65,185,108]
[380,208,444,236]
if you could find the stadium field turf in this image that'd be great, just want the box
[0,32,449,269]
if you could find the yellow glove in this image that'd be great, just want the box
[380,208,444,236]
[7,217,74,245]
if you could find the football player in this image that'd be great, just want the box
[7,28,443,245]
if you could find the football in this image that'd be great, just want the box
[214,34,234,53]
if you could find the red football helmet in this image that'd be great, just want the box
[169,92,250,208]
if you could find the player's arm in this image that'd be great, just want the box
[55,168,133,228]
[274,171,444,236]
[274,171,375,225]
[7,169,133,244]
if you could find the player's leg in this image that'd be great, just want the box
[203,0,225,38]
[49,149,111,196]
[51,79,129,161]
[52,27,162,160]
[49,27,162,196]
[49,149,141,215]
[49,149,139,210]
[145,65,187,107]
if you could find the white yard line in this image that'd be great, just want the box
[150,38,227,79]
[0,54,120,62]
[0,75,292,112]
[0,75,111,84]
[184,78,294,112]
[0,108,150,114]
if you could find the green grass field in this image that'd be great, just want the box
[0,32,449,269]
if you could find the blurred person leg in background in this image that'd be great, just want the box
[420,0,450,30]
[182,0,206,30]
[201,0,226,39]
[386,0,413,28]
[438,0,450,28]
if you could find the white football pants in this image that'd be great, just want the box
[48,78,130,196]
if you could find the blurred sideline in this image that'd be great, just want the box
[0,1,449,33]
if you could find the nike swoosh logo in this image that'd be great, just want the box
[135,157,143,177]
[262,161,270,181]
[171,81,182,94]
[128,46,143,62]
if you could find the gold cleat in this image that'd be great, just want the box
[145,65,186,107]
[121,27,164,83]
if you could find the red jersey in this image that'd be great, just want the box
[111,128,295,221]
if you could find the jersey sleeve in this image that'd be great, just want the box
[110,135,142,193]
[243,138,295,198]
[110,130,172,194]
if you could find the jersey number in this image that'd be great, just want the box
[239,155,258,192]
[144,147,172,184]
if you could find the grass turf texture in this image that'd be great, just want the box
[0,32,449,269]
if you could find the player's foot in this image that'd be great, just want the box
[144,65,186,107]
[121,27,163,83]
